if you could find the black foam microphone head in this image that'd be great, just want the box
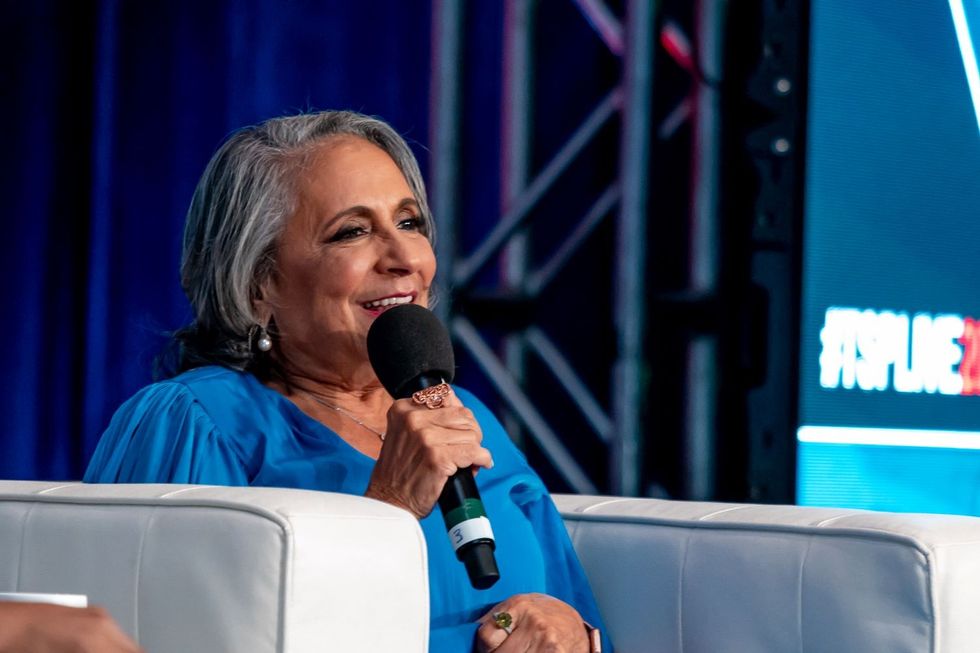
[367,304,456,398]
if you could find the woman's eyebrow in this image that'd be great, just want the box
[313,205,371,240]
[327,198,417,225]
[327,205,371,224]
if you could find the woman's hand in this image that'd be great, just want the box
[0,603,143,653]
[475,593,591,653]
[364,387,492,519]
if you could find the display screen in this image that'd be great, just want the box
[798,1,980,513]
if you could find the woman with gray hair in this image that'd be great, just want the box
[85,111,607,653]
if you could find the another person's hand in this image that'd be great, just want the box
[0,602,143,653]
[365,387,492,519]
[475,593,591,653]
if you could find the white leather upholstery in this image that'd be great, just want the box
[555,495,980,653]
[4,482,980,653]
[0,482,428,653]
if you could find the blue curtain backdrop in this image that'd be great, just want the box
[1,0,434,480]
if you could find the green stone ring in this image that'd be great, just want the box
[492,611,513,634]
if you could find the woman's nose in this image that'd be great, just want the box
[378,232,423,275]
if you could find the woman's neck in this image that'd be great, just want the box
[267,368,393,459]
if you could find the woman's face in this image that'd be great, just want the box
[262,135,436,384]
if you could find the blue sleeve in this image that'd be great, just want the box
[430,623,480,652]
[84,381,249,486]
[455,387,613,652]
[512,485,612,651]
[506,467,612,652]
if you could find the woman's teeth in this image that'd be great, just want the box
[363,296,412,309]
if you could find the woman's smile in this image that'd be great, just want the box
[360,291,417,316]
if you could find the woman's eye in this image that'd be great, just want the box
[398,216,424,232]
[329,225,369,242]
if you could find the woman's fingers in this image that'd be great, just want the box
[366,388,491,519]
[0,603,144,653]
[391,398,487,455]
[391,399,477,430]
[475,619,509,652]
[408,412,481,441]
[475,594,590,653]
[464,443,494,470]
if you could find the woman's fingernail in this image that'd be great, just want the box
[485,627,507,651]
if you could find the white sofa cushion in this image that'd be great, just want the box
[7,482,979,653]
[0,481,428,653]
[555,495,980,653]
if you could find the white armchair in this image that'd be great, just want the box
[556,495,980,652]
[3,482,980,652]
[0,482,429,653]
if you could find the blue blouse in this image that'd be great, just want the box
[84,366,608,652]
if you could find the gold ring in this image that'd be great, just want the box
[492,611,513,635]
[411,383,451,409]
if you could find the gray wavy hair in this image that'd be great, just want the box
[163,110,434,378]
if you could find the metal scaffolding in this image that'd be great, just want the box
[429,0,655,495]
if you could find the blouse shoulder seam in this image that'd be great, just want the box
[151,377,247,466]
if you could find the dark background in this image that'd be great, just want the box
[1,1,434,479]
[2,0,810,507]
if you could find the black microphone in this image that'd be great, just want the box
[367,304,500,590]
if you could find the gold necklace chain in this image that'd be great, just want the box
[300,390,386,441]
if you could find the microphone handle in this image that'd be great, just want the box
[437,469,500,589]
[404,375,500,590]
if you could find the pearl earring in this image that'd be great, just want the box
[256,326,272,352]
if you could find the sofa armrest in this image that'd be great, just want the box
[556,494,980,653]
[0,482,429,653]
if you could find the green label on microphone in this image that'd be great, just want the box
[444,498,487,528]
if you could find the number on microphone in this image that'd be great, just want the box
[452,527,463,544]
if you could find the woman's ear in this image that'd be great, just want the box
[252,278,276,327]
